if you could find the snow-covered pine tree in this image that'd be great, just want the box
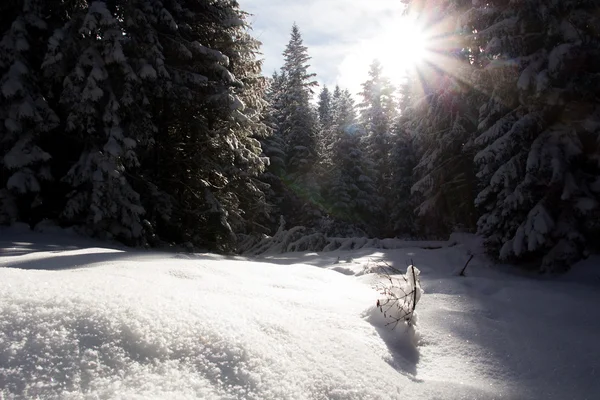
[118,0,270,250]
[279,24,321,201]
[103,0,177,243]
[0,0,59,225]
[40,1,146,242]
[320,85,378,231]
[258,71,289,230]
[410,73,479,237]
[331,87,358,138]
[328,127,378,226]
[317,85,335,170]
[260,68,324,232]
[405,0,480,238]
[389,130,418,237]
[318,85,333,129]
[215,7,271,238]
[358,60,397,233]
[262,72,287,177]
[472,0,600,270]
[389,74,419,237]
[2,0,271,250]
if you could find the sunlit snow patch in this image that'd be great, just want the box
[1,248,414,399]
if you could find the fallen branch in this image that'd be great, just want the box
[459,254,474,277]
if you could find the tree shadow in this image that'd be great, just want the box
[2,250,139,271]
[1,238,84,257]
[436,276,600,399]
[0,228,125,257]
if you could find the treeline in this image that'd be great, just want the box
[1,0,599,271]
[260,25,412,239]
[257,0,600,272]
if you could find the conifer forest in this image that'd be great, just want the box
[1,0,599,272]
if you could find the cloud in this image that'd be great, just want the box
[240,0,407,95]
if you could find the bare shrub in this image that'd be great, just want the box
[375,262,422,328]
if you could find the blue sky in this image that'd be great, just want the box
[239,0,409,96]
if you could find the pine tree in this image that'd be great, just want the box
[262,72,287,177]
[403,0,480,238]
[126,0,270,250]
[220,9,271,238]
[279,24,319,186]
[328,129,378,226]
[256,72,287,231]
[321,85,378,230]
[318,85,333,129]
[0,0,59,225]
[389,75,419,237]
[472,0,600,270]
[332,87,359,136]
[0,0,271,251]
[260,26,326,231]
[410,72,479,237]
[317,85,335,169]
[358,60,397,233]
[39,1,146,242]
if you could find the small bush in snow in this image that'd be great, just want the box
[375,263,423,328]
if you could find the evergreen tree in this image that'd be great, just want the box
[259,26,326,231]
[318,85,333,129]
[328,129,378,226]
[410,71,480,237]
[317,85,335,169]
[41,1,146,242]
[389,130,418,237]
[320,84,378,230]
[213,7,271,238]
[1,0,270,251]
[0,0,58,225]
[358,60,396,233]
[256,73,286,231]
[262,71,287,178]
[332,87,359,136]
[389,75,419,237]
[403,0,480,237]
[129,0,269,249]
[279,24,319,184]
[472,0,600,270]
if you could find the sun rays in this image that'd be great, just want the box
[336,0,478,101]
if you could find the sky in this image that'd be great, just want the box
[239,0,410,96]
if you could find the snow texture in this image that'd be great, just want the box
[1,228,600,400]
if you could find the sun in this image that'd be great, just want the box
[381,16,431,73]
[337,15,435,95]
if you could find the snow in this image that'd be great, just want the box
[575,197,598,213]
[501,203,555,258]
[192,43,230,66]
[548,43,575,76]
[516,54,545,92]
[139,64,157,80]
[1,77,23,98]
[6,170,41,193]
[1,228,600,399]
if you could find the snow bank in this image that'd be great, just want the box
[2,229,599,400]
[0,245,416,399]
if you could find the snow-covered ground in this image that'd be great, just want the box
[1,226,599,399]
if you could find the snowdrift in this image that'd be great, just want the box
[0,245,423,399]
[2,228,600,400]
